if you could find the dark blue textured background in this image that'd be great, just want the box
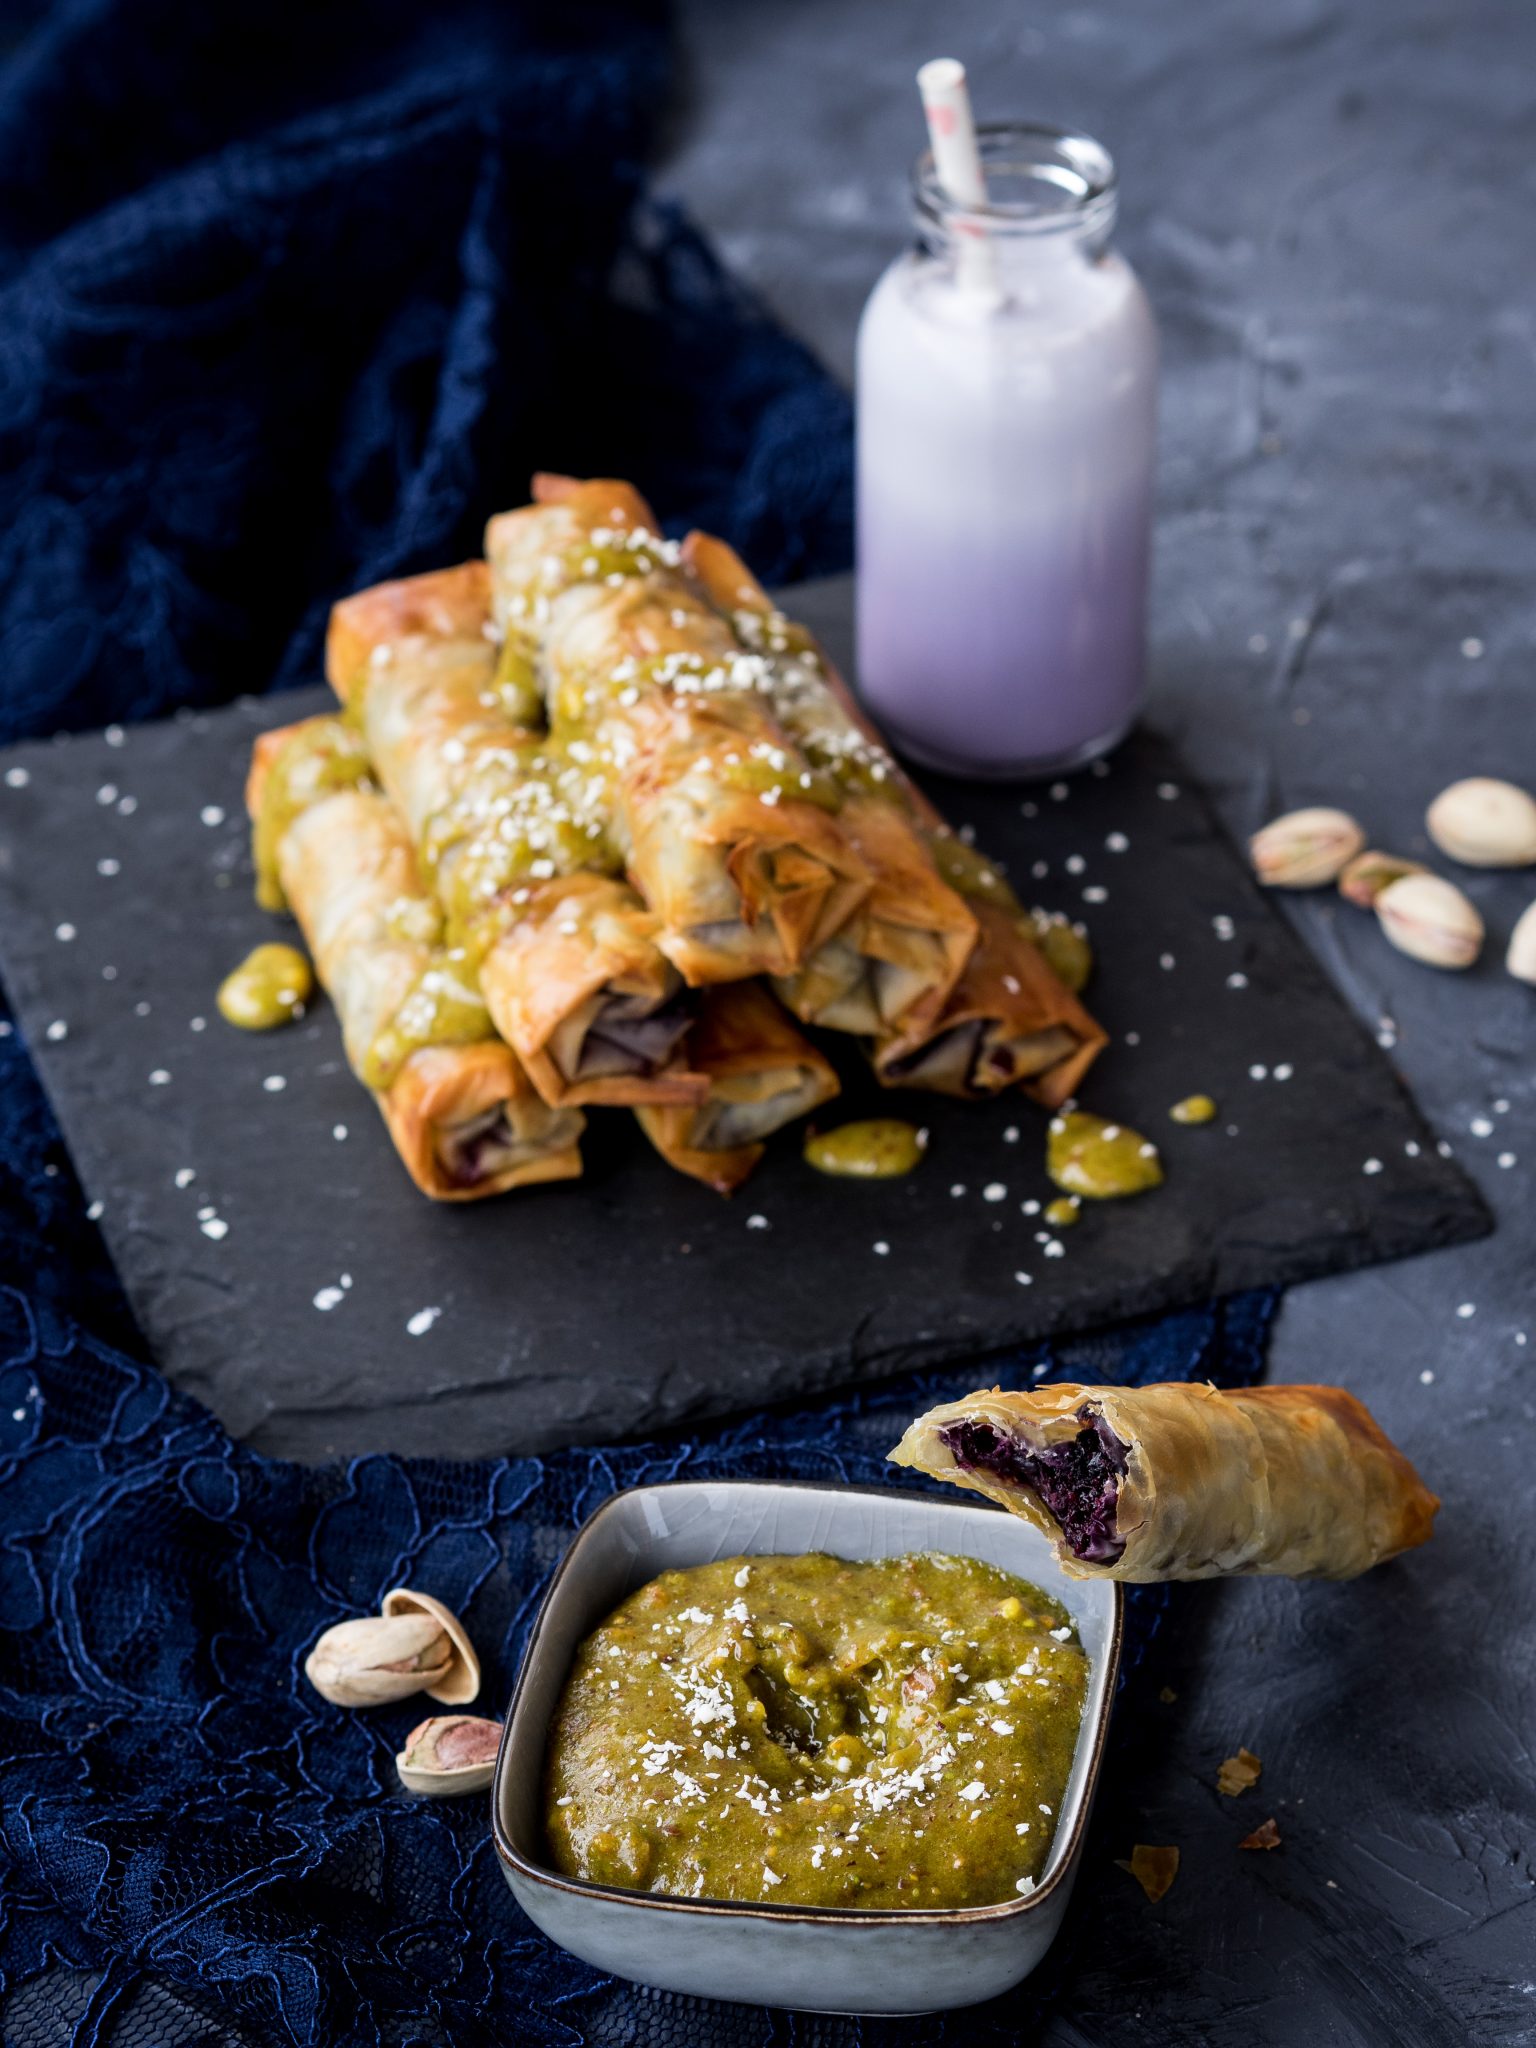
[0,3,1275,2042]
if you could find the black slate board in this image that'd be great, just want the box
[0,694,1489,1460]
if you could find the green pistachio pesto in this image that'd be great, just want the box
[1043,1196,1082,1229]
[927,834,1021,913]
[718,748,842,813]
[490,626,547,729]
[804,1119,926,1179]
[216,945,313,1031]
[1047,1112,1164,1200]
[1169,1094,1218,1126]
[1026,910,1094,995]
[358,958,494,1090]
[253,720,372,911]
[544,1552,1088,1910]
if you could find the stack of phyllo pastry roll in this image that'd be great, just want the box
[242,474,1108,1199]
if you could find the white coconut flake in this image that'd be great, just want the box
[148,1069,170,1086]
[98,858,120,877]
[55,923,76,942]
[200,805,226,827]
[1456,1303,1475,1319]
[872,1240,890,1256]
[333,1124,348,1141]
[407,1306,442,1336]
[262,1075,286,1093]
[200,1217,228,1241]
[314,1287,345,1312]
[1362,1158,1383,1175]
[5,767,30,788]
[174,1168,195,1188]
[86,1200,104,1221]
[45,1020,68,1041]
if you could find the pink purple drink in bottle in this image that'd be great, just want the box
[857,92,1158,779]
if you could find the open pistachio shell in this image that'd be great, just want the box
[382,1587,481,1705]
[396,1713,503,1796]
[304,1611,454,1708]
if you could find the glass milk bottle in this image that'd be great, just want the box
[856,123,1158,778]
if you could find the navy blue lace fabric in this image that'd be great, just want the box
[0,3,1277,2041]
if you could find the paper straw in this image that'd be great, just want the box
[916,58,996,298]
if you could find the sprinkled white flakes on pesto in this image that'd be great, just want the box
[406,1306,442,1336]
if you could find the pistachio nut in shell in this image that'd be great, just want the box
[304,1612,454,1708]
[1426,778,1536,868]
[1337,850,1427,909]
[396,1714,503,1796]
[1375,873,1483,970]
[381,1587,480,1705]
[1249,807,1366,888]
[1506,900,1536,985]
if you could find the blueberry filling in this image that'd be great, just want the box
[939,1410,1129,1564]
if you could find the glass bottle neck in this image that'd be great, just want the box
[912,121,1118,274]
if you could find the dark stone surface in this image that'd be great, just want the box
[0,691,1483,1463]
[660,2,1536,2040]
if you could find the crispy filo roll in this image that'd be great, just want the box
[682,532,1104,1105]
[890,1382,1439,1582]
[634,981,840,1195]
[326,564,703,1112]
[484,477,871,985]
[247,717,583,1200]
[684,531,978,1039]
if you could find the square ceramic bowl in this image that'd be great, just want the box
[493,1479,1121,2015]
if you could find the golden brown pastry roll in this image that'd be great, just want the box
[247,718,584,1201]
[326,566,703,1111]
[680,530,1104,1104]
[635,981,840,1194]
[485,477,871,984]
[890,1381,1439,1582]
[683,530,977,1038]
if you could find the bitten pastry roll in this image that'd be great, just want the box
[682,531,1105,1105]
[890,1382,1439,1583]
[247,718,584,1199]
[326,564,703,1112]
[484,477,871,985]
[635,981,840,1195]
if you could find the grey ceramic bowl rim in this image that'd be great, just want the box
[491,1476,1124,1928]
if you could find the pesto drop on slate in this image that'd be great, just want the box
[544,1552,1088,1910]
[216,944,313,1031]
[1047,1111,1163,1200]
[804,1119,925,1179]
